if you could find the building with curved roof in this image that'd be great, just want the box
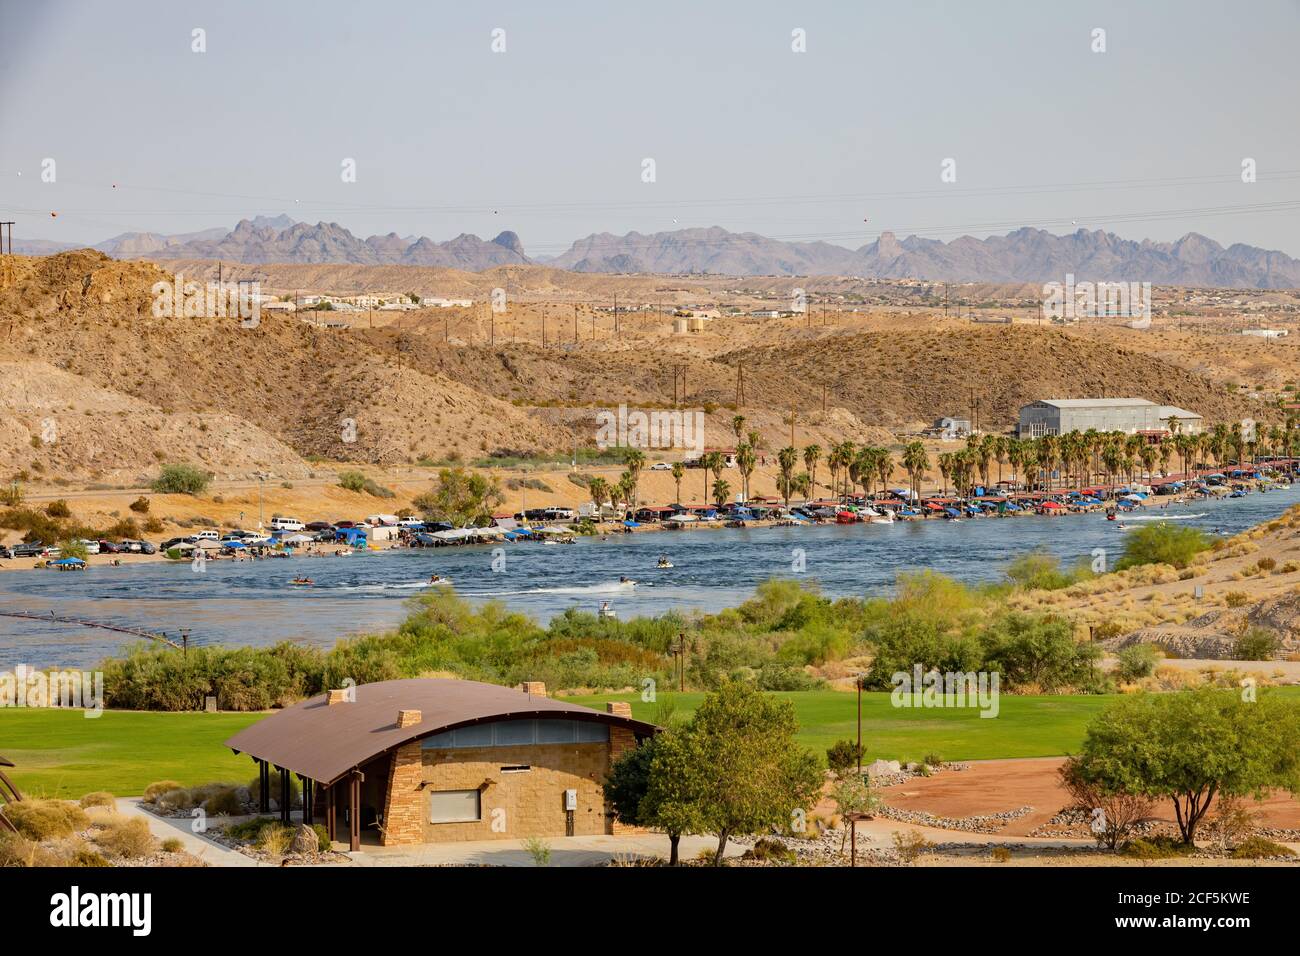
[225,678,657,849]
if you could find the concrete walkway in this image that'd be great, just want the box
[114,798,266,867]
[345,832,742,867]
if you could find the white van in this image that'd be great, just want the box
[192,530,221,541]
[269,517,306,532]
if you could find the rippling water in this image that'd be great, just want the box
[3,487,1297,668]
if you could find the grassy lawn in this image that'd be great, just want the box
[0,709,262,798]
[7,687,1296,798]
[568,690,1114,763]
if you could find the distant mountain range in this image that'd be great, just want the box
[15,218,1300,288]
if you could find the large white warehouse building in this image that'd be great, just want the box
[1018,398,1202,439]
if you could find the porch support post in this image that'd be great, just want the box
[348,772,361,851]
[258,760,270,814]
[279,766,291,825]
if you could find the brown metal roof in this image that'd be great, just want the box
[224,678,657,784]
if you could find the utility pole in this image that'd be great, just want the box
[735,362,745,406]
[573,303,579,343]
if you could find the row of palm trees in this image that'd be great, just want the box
[586,414,1300,514]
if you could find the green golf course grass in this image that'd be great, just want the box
[7,687,1295,798]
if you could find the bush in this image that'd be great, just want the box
[3,799,89,840]
[826,739,864,776]
[45,499,71,518]
[161,837,184,853]
[1224,591,1249,608]
[151,463,212,495]
[142,780,184,803]
[1115,523,1210,571]
[1235,628,1279,661]
[1114,643,1161,683]
[922,752,944,767]
[312,823,332,852]
[743,837,797,863]
[1231,836,1295,859]
[0,832,62,867]
[989,845,1012,863]
[78,791,115,809]
[1122,836,1197,860]
[128,496,151,513]
[203,786,245,816]
[93,817,156,859]
[338,471,395,498]
[893,829,934,864]
[1256,556,1277,572]
[1006,552,1087,591]
[249,773,300,809]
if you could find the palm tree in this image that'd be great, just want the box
[803,444,822,498]
[902,441,928,503]
[711,478,731,509]
[670,462,685,504]
[623,449,646,508]
[875,449,895,499]
[777,446,798,508]
[937,452,954,497]
[700,452,722,506]
[588,476,609,515]
[731,415,746,447]
[736,443,756,503]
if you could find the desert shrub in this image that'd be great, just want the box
[161,837,184,853]
[1114,643,1161,683]
[989,846,1012,863]
[523,835,552,867]
[1224,591,1249,608]
[1059,758,1156,850]
[338,471,395,498]
[151,463,212,495]
[155,788,194,811]
[129,496,151,513]
[743,837,797,863]
[826,739,864,776]
[1006,551,1088,591]
[142,780,184,803]
[755,661,822,691]
[0,832,62,867]
[92,817,155,859]
[203,786,245,816]
[78,791,115,809]
[70,844,111,867]
[1122,836,1197,860]
[892,829,934,863]
[1257,556,1277,572]
[923,752,944,767]
[45,499,71,518]
[256,823,294,855]
[226,816,280,842]
[1115,523,1210,571]
[1235,627,1280,661]
[312,823,331,852]
[1231,837,1295,859]
[3,799,89,840]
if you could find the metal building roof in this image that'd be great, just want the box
[224,678,657,784]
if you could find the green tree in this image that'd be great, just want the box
[151,463,212,495]
[678,682,822,865]
[411,467,504,526]
[1115,522,1209,570]
[1071,688,1300,844]
[641,727,707,866]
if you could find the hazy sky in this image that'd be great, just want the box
[3,0,1298,255]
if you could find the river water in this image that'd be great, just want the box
[3,487,1297,668]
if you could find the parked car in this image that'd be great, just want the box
[334,520,357,529]
[192,530,221,541]
[306,521,335,533]
[0,545,13,559]
[269,516,306,532]
[97,540,125,554]
[397,517,424,528]
[78,539,101,555]
[13,541,47,557]
[160,537,191,551]
[649,461,673,471]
